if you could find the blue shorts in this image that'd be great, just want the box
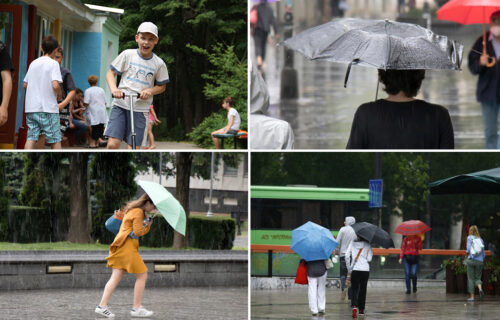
[104,106,148,147]
[26,112,62,144]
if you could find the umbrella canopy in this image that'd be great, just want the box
[437,0,500,24]
[351,222,394,248]
[394,220,431,236]
[138,180,186,236]
[429,167,500,194]
[291,221,338,261]
[282,18,463,71]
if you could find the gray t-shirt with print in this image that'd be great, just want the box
[110,49,169,112]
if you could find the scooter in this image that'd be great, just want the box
[122,91,141,149]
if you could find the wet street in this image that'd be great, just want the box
[253,21,487,149]
[0,286,247,319]
[251,287,500,319]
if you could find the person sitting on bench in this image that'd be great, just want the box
[211,97,241,149]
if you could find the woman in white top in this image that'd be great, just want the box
[345,237,373,319]
[211,97,241,149]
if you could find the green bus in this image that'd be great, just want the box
[251,185,370,276]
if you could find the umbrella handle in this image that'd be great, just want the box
[483,27,497,68]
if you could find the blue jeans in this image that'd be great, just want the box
[403,257,418,292]
[72,119,87,143]
[480,102,500,149]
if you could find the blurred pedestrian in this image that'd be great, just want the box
[306,259,327,316]
[345,237,373,319]
[336,216,357,301]
[468,11,500,149]
[53,47,76,139]
[399,234,422,294]
[347,69,454,149]
[145,104,161,149]
[70,88,89,146]
[466,225,485,302]
[84,75,108,148]
[253,0,279,72]
[95,193,156,318]
[398,0,406,15]
[0,40,13,127]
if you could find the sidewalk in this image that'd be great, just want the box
[251,287,500,319]
[64,140,204,150]
[1,286,247,319]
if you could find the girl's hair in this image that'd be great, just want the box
[469,225,481,238]
[74,88,83,95]
[123,193,152,214]
[88,75,99,86]
[223,97,234,107]
[378,69,425,98]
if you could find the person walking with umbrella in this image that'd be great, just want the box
[336,216,357,301]
[466,225,485,302]
[95,193,156,318]
[291,222,338,316]
[395,220,429,294]
[345,236,373,319]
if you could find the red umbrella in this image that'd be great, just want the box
[437,0,500,67]
[394,220,431,236]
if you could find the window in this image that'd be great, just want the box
[223,161,238,177]
[60,28,73,69]
[35,14,54,58]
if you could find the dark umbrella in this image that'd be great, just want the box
[429,167,500,194]
[282,18,463,87]
[351,222,394,248]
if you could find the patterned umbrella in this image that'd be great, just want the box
[394,220,431,236]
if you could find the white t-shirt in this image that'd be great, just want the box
[23,56,62,113]
[228,108,241,131]
[84,86,108,125]
[110,49,169,112]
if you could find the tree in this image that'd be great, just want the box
[67,153,91,243]
[174,152,193,248]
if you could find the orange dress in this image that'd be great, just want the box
[106,208,151,273]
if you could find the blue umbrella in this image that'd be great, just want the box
[291,221,338,261]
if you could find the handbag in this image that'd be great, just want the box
[325,257,334,269]
[405,254,419,265]
[105,209,124,235]
[295,260,308,285]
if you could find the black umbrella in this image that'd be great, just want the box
[429,167,500,195]
[351,222,394,249]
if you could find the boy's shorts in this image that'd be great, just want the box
[104,106,148,147]
[26,112,62,144]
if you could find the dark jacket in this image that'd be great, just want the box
[256,3,277,34]
[468,32,500,104]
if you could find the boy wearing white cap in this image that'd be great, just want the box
[105,22,169,149]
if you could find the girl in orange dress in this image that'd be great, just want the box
[95,194,156,318]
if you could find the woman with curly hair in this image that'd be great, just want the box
[347,69,454,149]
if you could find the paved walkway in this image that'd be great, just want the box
[251,287,500,319]
[1,287,247,319]
[64,140,204,150]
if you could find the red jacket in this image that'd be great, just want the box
[400,235,422,259]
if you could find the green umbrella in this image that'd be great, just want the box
[138,180,186,235]
[428,167,500,195]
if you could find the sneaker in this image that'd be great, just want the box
[413,288,417,293]
[467,297,475,302]
[312,313,318,316]
[95,306,115,318]
[341,290,347,301]
[318,310,325,315]
[352,307,358,318]
[130,306,154,317]
[405,290,411,294]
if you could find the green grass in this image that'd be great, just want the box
[0,241,247,251]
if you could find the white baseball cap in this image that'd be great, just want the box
[137,22,158,39]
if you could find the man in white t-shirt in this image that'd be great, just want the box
[105,21,169,149]
[23,35,63,149]
[211,97,241,149]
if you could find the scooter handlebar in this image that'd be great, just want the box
[122,92,141,99]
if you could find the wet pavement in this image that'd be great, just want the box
[0,286,247,319]
[254,21,487,149]
[251,287,500,319]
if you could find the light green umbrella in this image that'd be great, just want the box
[138,180,186,236]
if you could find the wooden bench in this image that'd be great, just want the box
[213,132,247,149]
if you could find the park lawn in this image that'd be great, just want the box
[0,241,247,251]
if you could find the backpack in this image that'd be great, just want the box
[470,237,484,257]
[250,5,258,35]
[105,209,125,235]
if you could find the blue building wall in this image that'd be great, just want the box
[71,32,102,91]
[15,2,29,131]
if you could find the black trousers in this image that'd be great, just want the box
[253,28,269,61]
[351,270,370,313]
[340,256,352,299]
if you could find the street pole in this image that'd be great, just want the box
[375,153,382,228]
[206,152,214,217]
[159,152,162,184]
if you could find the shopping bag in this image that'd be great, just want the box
[295,259,308,285]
